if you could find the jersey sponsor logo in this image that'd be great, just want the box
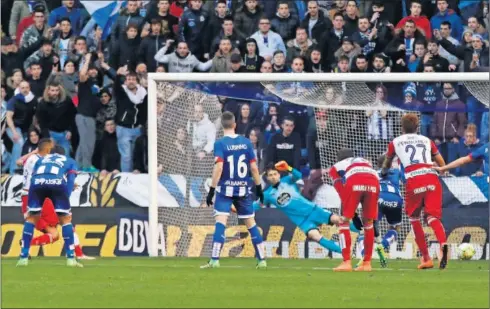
[413,184,436,194]
[352,185,377,193]
[378,198,400,208]
[223,180,248,186]
[276,192,292,206]
[276,143,294,150]
[34,178,62,185]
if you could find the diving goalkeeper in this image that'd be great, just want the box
[252,161,357,253]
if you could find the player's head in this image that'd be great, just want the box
[51,145,66,155]
[221,111,236,131]
[337,148,354,162]
[265,163,281,185]
[401,113,419,134]
[377,154,386,168]
[38,138,53,155]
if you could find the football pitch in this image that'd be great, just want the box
[2,258,489,308]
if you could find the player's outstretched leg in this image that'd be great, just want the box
[307,229,342,254]
[334,222,353,272]
[201,220,226,269]
[409,217,433,269]
[427,216,448,269]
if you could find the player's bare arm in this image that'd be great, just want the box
[434,156,471,173]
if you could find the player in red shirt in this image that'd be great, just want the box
[382,113,447,270]
[329,148,380,272]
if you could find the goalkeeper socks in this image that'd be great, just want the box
[382,230,398,250]
[211,222,226,260]
[318,237,341,253]
[20,221,35,258]
[31,233,56,246]
[410,218,430,261]
[349,221,361,233]
[338,223,351,261]
[248,225,265,260]
[427,216,447,245]
[363,223,375,262]
[62,223,75,259]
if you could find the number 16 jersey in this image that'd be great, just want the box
[214,134,256,197]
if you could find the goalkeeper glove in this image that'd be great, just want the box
[255,184,264,203]
[275,160,292,172]
[206,187,216,207]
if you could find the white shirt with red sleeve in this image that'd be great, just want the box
[329,157,377,200]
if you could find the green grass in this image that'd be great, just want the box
[2,258,489,308]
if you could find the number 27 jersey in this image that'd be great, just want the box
[214,135,256,197]
[386,133,439,179]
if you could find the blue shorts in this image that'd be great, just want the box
[378,193,403,226]
[28,176,71,214]
[298,206,333,234]
[214,193,254,219]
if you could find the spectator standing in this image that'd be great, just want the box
[300,0,332,45]
[48,0,87,35]
[138,19,167,72]
[334,36,362,67]
[467,16,489,41]
[266,116,302,170]
[366,85,392,155]
[430,0,463,40]
[25,63,46,99]
[35,82,76,157]
[19,7,51,60]
[458,124,484,176]
[133,126,148,174]
[230,53,247,72]
[320,12,346,69]
[262,103,282,144]
[154,40,213,72]
[9,0,49,44]
[93,118,120,177]
[24,39,58,81]
[343,0,359,37]
[242,38,265,72]
[286,27,315,65]
[145,0,179,36]
[351,16,380,59]
[170,0,189,18]
[187,103,216,174]
[407,40,427,72]
[165,126,190,175]
[1,37,23,79]
[71,36,89,71]
[385,19,426,66]
[395,0,431,39]
[114,68,147,173]
[21,126,40,156]
[431,82,467,164]
[305,47,325,72]
[178,0,209,60]
[210,16,245,55]
[250,17,287,61]
[5,81,37,174]
[205,0,230,47]
[247,127,264,170]
[210,38,236,73]
[416,39,450,72]
[272,50,288,72]
[350,53,369,72]
[437,21,461,68]
[110,24,141,71]
[236,102,254,135]
[50,59,77,99]
[51,17,76,68]
[6,69,24,99]
[234,0,265,40]
[111,0,145,45]
[271,1,300,43]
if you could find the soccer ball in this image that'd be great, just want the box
[457,243,476,260]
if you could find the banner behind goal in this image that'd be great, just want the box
[147,73,489,259]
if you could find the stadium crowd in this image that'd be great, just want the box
[1,0,488,183]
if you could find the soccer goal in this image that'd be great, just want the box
[147,72,489,260]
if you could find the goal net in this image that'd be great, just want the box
[147,73,489,261]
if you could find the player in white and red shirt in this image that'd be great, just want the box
[382,113,447,270]
[329,148,380,272]
[21,148,94,260]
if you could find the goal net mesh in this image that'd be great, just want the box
[155,79,489,260]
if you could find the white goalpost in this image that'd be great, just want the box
[147,72,489,258]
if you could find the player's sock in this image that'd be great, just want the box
[382,229,398,250]
[427,216,447,245]
[211,222,226,261]
[62,223,75,259]
[31,233,53,246]
[318,237,341,253]
[248,224,265,261]
[363,223,375,262]
[410,218,430,261]
[338,223,351,261]
[20,222,35,258]
[73,231,84,257]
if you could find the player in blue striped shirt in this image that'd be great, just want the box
[202,111,266,269]
[17,141,82,267]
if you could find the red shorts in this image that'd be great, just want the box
[404,174,442,219]
[342,175,379,220]
[22,195,59,232]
